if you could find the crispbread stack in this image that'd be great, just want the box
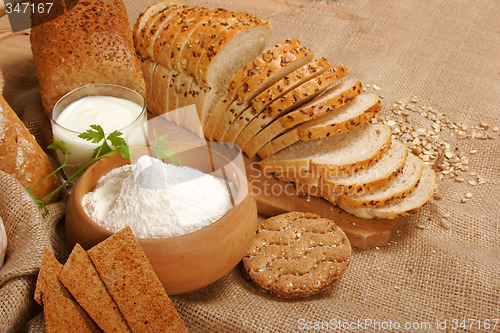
[134,1,436,220]
[35,227,187,332]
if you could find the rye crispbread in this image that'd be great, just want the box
[87,227,188,332]
[59,244,131,332]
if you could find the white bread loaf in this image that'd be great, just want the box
[233,65,348,148]
[260,123,392,177]
[337,153,424,208]
[338,164,437,219]
[257,93,381,159]
[244,77,362,157]
[224,58,334,143]
[278,140,407,196]
[204,39,306,140]
[210,41,314,141]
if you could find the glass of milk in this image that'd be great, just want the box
[51,84,147,178]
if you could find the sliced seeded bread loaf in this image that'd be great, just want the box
[277,140,407,196]
[244,78,362,157]
[133,0,181,51]
[234,65,348,149]
[336,153,424,208]
[337,164,437,219]
[204,39,306,139]
[223,58,334,143]
[135,4,271,126]
[211,44,314,141]
[191,16,272,125]
[257,93,381,159]
[137,5,187,62]
[260,123,392,176]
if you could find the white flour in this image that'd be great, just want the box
[82,156,234,238]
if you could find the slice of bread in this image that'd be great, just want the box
[137,5,187,62]
[257,93,381,159]
[204,39,305,139]
[223,58,334,143]
[244,78,362,157]
[191,15,272,126]
[133,0,181,51]
[277,140,407,195]
[212,44,314,141]
[234,65,348,149]
[338,164,437,219]
[154,6,210,69]
[260,123,392,177]
[336,153,424,208]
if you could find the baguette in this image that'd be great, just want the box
[31,0,146,117]
[338,164,437,219]
[257,93,380,159]
[235,66,349,150]
[0,87,58,203]
[336,153,424,208]
[260,123,392,177]
[277,140,407,196]
[244,78,362,157]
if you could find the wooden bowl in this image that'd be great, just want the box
[66,142,257,295]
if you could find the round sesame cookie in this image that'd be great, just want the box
[241,212,351,298]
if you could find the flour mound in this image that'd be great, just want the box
[83,156,233,238]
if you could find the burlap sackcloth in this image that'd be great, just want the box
[1,0,499,332]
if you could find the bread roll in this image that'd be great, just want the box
[30,0,146,117]
[0,70,58,202]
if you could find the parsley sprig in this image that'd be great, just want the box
[27,124,181,215]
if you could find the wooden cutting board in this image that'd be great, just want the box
[245,156,402,249]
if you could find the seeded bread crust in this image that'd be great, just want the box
[241,212,351,298]
[204,39,305,139]
[214,46,314,141]
[260,123,392,177]
[135,4,185,62]
[337,153,424,208]
[133,0,181,44]
[194,15,271,86]
[257,93,381,159]
[31,0,146,116]
[191,15,271,126]
[278,141,407,196]
[211,43,314,141]
[338,164,437,219]
[252,58,333,112]
[153,6,210,69]
[235,66,349,150]
[224,58,333,143]
[244,78,362,158]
